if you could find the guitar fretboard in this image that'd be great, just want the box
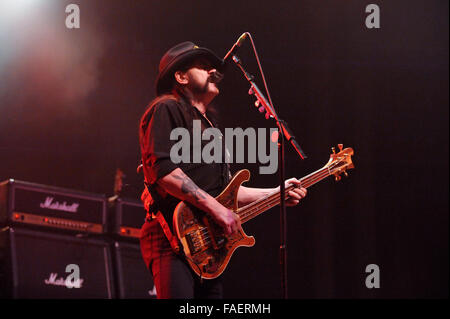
[236,166,331,223]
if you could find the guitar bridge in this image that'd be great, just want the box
[185,233,201,254]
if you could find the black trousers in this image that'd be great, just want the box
[140,218,223,299]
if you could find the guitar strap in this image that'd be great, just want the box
[142,179,181,255]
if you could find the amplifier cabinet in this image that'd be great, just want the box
[113,241,156,298]
[0,227,115,298]
[113,198,146,239]
[0,179,107,234]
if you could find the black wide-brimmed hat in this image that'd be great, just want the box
[155,41,225,95]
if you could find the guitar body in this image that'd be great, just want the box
[173,169,255,279]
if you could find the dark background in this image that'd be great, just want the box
[0,0,447,298]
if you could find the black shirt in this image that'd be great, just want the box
[139,95,230,226]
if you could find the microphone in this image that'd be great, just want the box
[223,33,248,62]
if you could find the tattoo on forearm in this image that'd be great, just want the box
[173,172,206,202]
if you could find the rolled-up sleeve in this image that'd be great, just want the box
[140,100,185,184]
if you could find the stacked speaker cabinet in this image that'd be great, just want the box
[111,197,156,299]
[0,227,115,298]
[0,179,156,299]
[0,179,114,298]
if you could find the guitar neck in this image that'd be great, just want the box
[237,166,331,224]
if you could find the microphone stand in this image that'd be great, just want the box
[231,54,307,299]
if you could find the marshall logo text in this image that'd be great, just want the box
[44,272,84,289]
[40,197,80,213]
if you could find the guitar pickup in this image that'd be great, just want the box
[202,217,224,250]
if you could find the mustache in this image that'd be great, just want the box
[208,71,224,84]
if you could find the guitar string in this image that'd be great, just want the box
[192,174,327,248]
[193,178,307,248]
[239,168,329,215]
[238,168,332,223]
[237,157,348,223]
[236,171,328,224]
[192,183,298,245]
[192,170,329,248]
[190,172,329,248]
[232,166,329,222]
[194,158,344,244]
[188,158,347,248]
[235,159,344,216]
[189,159,345,247]
[234,163,337,225]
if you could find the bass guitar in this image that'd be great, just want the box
[173,144,355,279]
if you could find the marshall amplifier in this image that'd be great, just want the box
[112,198,146,239]
[0,179,107,234]
[113,241,156,299]
[0,227,115,298]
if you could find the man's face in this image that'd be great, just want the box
[183,58,220,97]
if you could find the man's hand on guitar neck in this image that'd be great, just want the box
[156,168,241,236]
[275,178,307,207]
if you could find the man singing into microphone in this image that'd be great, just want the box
[139,41,307,299]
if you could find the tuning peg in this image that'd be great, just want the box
[254,100,260,107]
[335,175,341,182]
[331,147,336,154]
[258,106,265,113]
[344,171,348,177]
[338,144,343,151]
[248,87,254,95]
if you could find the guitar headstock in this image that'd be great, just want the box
[324,144,355,181]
